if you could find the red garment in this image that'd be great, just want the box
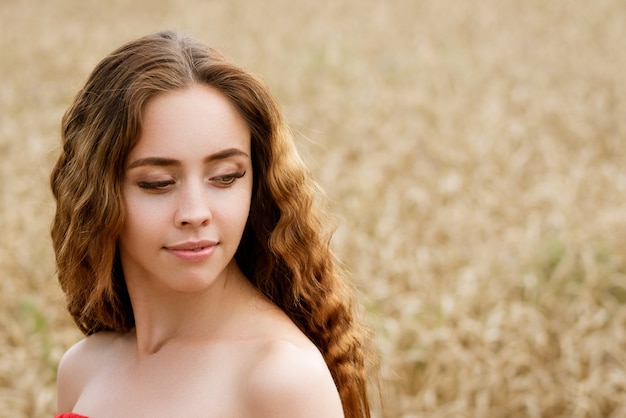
[55,414,88,418]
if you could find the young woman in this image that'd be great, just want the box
[51,31,376,417]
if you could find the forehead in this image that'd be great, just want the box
[129,84,251,160]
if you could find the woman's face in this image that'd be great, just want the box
[118,84,253,295]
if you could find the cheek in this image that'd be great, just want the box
[120,195,167,240]
[217,190,252,232]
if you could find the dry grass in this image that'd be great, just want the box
[2,0,626,416]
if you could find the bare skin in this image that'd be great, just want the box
[56,85,344,417]
[57,269,343,417]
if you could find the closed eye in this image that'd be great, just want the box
[137,180,175,190]
[211,171,246,186]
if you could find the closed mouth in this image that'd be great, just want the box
[165,240,218,251]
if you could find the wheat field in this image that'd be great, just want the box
[2,0,626,417]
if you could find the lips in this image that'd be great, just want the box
[166,240,217,250]
[164,240,218,261]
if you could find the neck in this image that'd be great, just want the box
[124,262,254,357]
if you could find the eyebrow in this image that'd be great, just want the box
[126,148,249,169]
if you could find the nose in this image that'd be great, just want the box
[174,181,212,227]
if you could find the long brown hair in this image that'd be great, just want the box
[51,30,376,417]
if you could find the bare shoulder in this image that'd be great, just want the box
[241,339,344,418]
[56,331,120,412]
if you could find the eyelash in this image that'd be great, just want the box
[211,170,246,185]
[137,180,175,190]
[137,171,246,190]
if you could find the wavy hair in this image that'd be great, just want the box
[51,30,376,417]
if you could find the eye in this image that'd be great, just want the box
[211,171,246,186]
[137,180,175,190]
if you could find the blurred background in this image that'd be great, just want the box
[2,0,626,416]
